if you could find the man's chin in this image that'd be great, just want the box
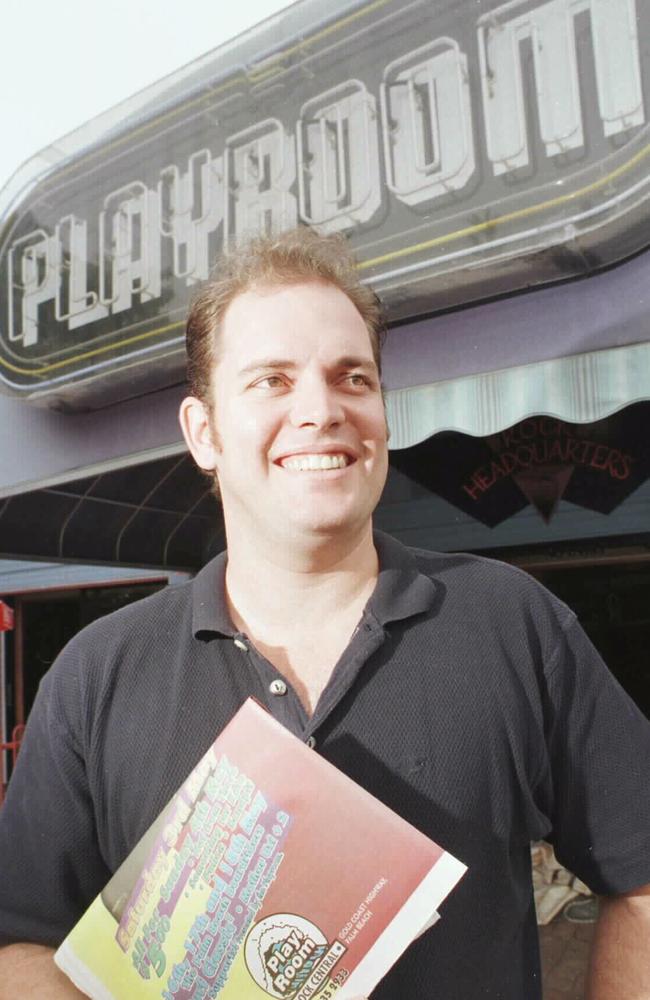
[288,516,354,537]
[281,508,373,543]
[282,490,382,538]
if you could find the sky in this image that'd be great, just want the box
[0,0,292,192]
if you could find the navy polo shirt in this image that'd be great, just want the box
[1,531,650,998]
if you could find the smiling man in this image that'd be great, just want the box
[1,227,650,999]
[179,273,389,715]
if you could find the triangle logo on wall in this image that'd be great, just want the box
[512,465,576,523]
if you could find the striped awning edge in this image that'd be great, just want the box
[386,342,650,449]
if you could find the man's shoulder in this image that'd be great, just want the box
[407,545,520,586]
[406,542,575,626]
[82,576,193,639]
[24,578,197,743]
[52,576,195,678]
[408,543,529,583]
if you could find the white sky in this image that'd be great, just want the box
[0,0,291,191]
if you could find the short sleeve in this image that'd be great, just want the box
[0,647,111,946]
[543,617,650,894]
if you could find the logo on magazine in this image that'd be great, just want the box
[244,913,347,999]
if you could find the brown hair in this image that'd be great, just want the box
[185,226,385,405]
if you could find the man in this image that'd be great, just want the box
[1,227,649,998]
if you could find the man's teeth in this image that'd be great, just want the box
[282,454,350,471]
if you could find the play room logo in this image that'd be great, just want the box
[244,913,347,999]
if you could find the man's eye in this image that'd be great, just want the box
[344,373,370,387]
[254,375,286,389]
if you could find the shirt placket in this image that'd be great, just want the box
[230,619,387,750]
[231,632,310,739]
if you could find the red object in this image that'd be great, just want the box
[0,724,25,807]
[0,600,13,631]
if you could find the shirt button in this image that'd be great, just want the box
[233,638,247,651]
[306,736,317,749]
[269,679,287,696]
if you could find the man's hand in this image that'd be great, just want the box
[586,883,650,999]
[0,943,86,999]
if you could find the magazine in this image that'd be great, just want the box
[55,698,466,999]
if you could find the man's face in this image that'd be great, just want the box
[205,280,389,546]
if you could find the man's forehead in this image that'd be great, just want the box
[218,281,375,362]
[223,279,359,321]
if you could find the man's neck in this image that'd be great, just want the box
[224,523,379,636]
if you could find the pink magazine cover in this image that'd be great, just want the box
[55,698,466,999]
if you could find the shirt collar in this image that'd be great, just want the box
[368,530,439,626]
[191,529,439,638]
[192,548,235,637]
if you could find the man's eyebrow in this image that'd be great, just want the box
[334,356,378,371]
[237,356,378,376]
[237,359,298,376]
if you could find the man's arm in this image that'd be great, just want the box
[0,945,368,1000]
[0,637,112,952]
[0,944,85,998]
[586,884,650,1000]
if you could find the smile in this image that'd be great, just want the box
[280,454,352,471]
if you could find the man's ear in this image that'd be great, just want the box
[179,395,220,471]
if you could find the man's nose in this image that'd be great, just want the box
[289,376,345,429]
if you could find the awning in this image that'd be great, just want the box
[382,244,650,392]
[1,340,648,569]
[385,342,650,449]
[0,561,190,596]
[0,455,223,571]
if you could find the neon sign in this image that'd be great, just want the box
[0,0,647,408]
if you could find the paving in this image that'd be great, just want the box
[540,911,596,999]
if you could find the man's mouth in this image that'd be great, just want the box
[279,453,352,471]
